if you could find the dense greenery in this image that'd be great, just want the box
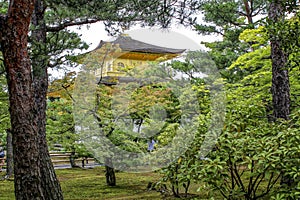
[0,58,9,145]
[155,4,300,200]
[0,0,299,199]
[195,0,268,82]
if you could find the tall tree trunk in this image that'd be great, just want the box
[268,0,293,186]
[5,129,13,178]
[105,157,116,186]
[269,0,290,121]
[31,0,64,199]
[243,0,253,25]
[0,0,45,198]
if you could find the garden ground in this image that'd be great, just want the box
[0,167,214,200]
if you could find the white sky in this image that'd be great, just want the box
[72,22,222,52]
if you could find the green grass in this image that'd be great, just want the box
[57,167,162,200]
[0,167,207,200]
[1,167,279,199]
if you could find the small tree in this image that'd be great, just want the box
[47,72,93,168]
[155,50,224,198]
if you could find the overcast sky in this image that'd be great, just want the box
[71,22,222,52]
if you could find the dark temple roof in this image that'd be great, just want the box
[94,35,185,54]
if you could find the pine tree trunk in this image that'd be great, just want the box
[105,157,116,186]
[269,0,290,121]
[0,0,45,198]
[31,0,64,198]
[5,129,13,178]
[268,0,293,186]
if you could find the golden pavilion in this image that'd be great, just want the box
[88,34,185,85]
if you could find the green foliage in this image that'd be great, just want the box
[156,51,216,197]
[46,30,89,67]
[156,24,300,198]
[201,29,248,72]
[197,23,300,199]
[30,0,207,159]
[129,85,181,124]
[198,120,300,199]
[47,99,74,149]
[196,0,266,35]
[46,72,92,157]
[95,84,150,155]
[46,0,200,32]
[195,0,268,81]
[0,0,8,15]
[0,56,9,144]
[239,26,269,50]
[90,76,184,166]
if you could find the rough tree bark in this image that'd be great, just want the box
[0,0,45,198]
[31,0,64,198]
[268,0,293,186]
[269,0,290,121]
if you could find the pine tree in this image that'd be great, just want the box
[0,0,44,198]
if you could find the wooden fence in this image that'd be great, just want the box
[0,151,97,170]
[0,157,5,170]
[50,151,97,168]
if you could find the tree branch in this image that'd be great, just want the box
[61,84,76,102]
[46,18,103,32]
[53,125,75,136]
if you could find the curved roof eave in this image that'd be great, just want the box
[94,35,186,55]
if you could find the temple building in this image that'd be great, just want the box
[87,34,185,84]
